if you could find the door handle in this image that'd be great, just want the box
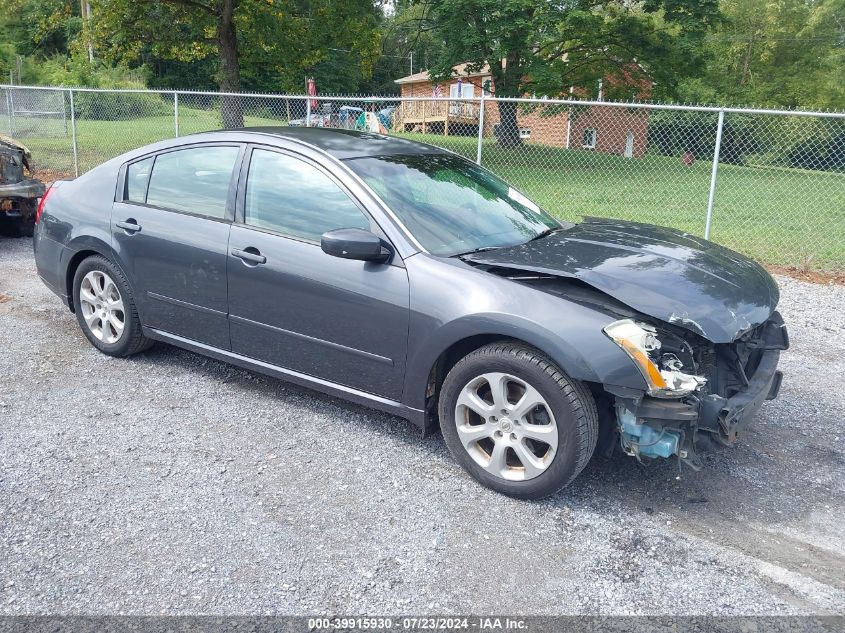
[231,247,267,265]
[116,219,141,233]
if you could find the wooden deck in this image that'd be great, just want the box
[395,101,480,135]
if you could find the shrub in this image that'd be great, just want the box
[22,55,171,121]
[73,91,171,121]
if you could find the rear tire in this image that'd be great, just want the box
[0,200,35,237]
[17,199,36,237]
[438,341,598,500]
[17,219,34,237]
[0,216,31,237]
[72,255,152,357]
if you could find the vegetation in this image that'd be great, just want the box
[409,133,844,270]
[14,110,843,270]
[1,1,842,113]
[1,0,383,101]
[2,0,840,169]
[646,109,845,172]
[1,1,842,271]
[420,0,720,145]
[90,0,381,126]
[678,0,845,110]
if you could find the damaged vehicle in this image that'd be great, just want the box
[32,129,788,499]
[0,135,46,236]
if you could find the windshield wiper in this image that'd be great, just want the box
[454,227,566,257]
[452,245,503,258]
[526,227,565,243]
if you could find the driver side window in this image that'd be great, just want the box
[244,149,370,241]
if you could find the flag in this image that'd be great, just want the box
[307,77,317,110]
[432,84,442,98]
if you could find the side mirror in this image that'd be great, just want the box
[321,228,391,263]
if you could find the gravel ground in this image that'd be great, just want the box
[1,235,844,616]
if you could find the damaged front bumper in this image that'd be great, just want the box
[610,312,789,468]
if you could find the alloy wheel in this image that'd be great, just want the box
[454,372,558,481]
[79,270,125,344]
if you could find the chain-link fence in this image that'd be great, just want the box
[1,84,843,272]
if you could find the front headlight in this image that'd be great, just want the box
[603,319,706,398]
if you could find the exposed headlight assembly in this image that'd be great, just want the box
[603,319,706,398]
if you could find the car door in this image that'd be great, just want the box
[112,143,244,349]
[227,145,410,400]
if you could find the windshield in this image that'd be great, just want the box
[345,153,564,256]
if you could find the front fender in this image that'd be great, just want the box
[401,255,649,411]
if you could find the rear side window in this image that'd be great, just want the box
[244,149,369,241]
[145,146,240,219]
[126,157,153,202]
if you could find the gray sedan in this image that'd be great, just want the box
[32,128,788,499]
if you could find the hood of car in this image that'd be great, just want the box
[464,218,779,343]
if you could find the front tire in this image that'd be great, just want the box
[438,342,598,500]
[72,255,152,357]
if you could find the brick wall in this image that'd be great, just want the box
[568,106,649,158]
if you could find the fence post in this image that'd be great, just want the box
[5,88,12,135]
[476,93,485,165]
[174,92,179,137]
[704,109,725,240]
[69,89,79,177]
[6,88,15,137]
[306,97,311,128]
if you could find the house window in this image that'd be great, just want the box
[583,128,597,149]
[519,128,531,140]
[449,82,475,99]
[449,82,475,117]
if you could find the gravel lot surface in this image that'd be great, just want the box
[1,235,844,616]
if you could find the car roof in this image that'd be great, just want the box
[234,127,445,160]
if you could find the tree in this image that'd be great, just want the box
[92,0,242,125]
[1,0,81,60]
[91,0,381,126]
[361,0,444,94]
[421,0,720,145]
[678,0,845,110]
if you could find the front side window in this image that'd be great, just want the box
[145,146,240,219]
[583,128,597,149]
[244,149,370,241]
[345,153,562,257]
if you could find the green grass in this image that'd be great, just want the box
[399,133,845,271]
[18,107,282,174]
[13,111,845,271]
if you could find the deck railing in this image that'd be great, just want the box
[396,100,479,123]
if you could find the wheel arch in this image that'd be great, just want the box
[64,237,124,313]
[65,253,104,313]
[406,315,606,431]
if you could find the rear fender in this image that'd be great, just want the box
[59,236,115,311]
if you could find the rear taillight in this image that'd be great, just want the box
[35,186,54,224]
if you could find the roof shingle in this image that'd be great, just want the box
[394,62,491,85]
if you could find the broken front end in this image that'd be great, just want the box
[603,312,789,469]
